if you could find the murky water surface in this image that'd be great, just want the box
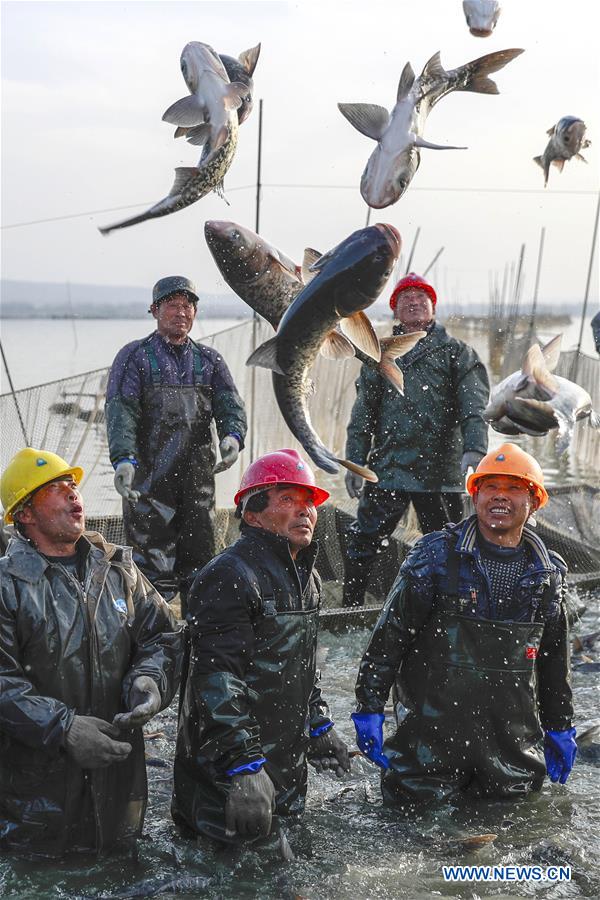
[1,596,599,899]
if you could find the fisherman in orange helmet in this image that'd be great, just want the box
[352,443,576,805]
[172,449,350,847]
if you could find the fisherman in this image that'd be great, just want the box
[592,310,600,355]
[352,443,576,805]
[342,272,490,607]
[105,276,247,615]
[0,448,182,857]
[172,449,350,845]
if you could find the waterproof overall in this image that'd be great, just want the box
[123,342,216,602]
[383,544,547,806]
[172,547,322,844]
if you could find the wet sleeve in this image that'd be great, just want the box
[210,353,248,449]
[308,674,332,733]
[185,563,264,770]
[345,365,383,465]
[537,569,573,731]
[121,568,184,710]
[0,578,74,753]
[355,542,436,713]
[105,345,144,465]
[453,345,490,455]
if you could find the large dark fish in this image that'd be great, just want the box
[338,48,523,208]
[99,42,248,235]
[534,116,591,187]
[205,219,421,393]
[246,224,403,477]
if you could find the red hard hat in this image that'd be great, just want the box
[234,449,330,507]
[389,272,437,311]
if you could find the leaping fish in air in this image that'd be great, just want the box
[462,1,501,37]
[534,117,591,187]
[99,42,249,235]
[338,48,523,209]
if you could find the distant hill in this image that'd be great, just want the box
[0,279,251,319]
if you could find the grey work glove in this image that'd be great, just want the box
[64,715,132,769]
[345,470,364,499]
[224,769,276,839]
[213,435,240,474]
[113,676,162,730]
[307,727,351,778]
[460,451,485,477]
[114,461,140,502]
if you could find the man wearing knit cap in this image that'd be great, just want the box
[342,272,490,608]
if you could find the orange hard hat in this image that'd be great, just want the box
[466,442,548,508]
[234,449,330,507]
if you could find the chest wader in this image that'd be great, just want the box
[123,343,216,604]
[383,544,547,807]
[174,572,319,845]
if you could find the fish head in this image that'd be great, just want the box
[360,144,420,209]
[462,0,501,37]
[555,117,587,153]
[204,220,299,286]
[219,54,254,123]
[180,42,228,94]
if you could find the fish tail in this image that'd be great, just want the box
[458,48,524,95]
[338,458,378,483]
[98,206,169,235]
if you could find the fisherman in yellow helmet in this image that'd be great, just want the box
[352,443,576,805]
[0,448,183,857]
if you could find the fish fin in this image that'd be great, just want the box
[541,334,562,372]
[589,410,600,429]
[320,330,355,360]
[246,336,286,374]
[174,126,189,139]
[421,51,446,80]
[337,458,378,483]
[340,312,381,361]
[546,125,557,136]
[457,48,524,95]
[509,397,558,424]
[455,834,498,851]
[302,248,322,283]
[491,417,523,436]
[337,103,390,141]
[380,331,425,358]
[552,159,565,172]
[238,43,261,76]
[162,95,205,126]
[414,135,467,150]
[214,180,230,204]
[521,344,559,395]
[223,81,251,111]
[397,62,416,100]
[377,340,406,394]
[575,153,588,163]
[184,123,212,147]
[168,167,201,197]
[533,155,544,169]
[210,125,231,153]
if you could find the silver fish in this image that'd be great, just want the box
[204,219,420,393]
[483,334,600,454]
[98,42,248,235]
[463,0,501,37]
[339,48,523,209]
[534,116,591,187]
[246,224,410,478]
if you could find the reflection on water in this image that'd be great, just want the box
[2,597,599,898]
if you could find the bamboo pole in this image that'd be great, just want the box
[571,192,600,382]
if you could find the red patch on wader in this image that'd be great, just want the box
[526,646,538,660]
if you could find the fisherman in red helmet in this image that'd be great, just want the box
[172,449,350,847]
[343,272,490,608]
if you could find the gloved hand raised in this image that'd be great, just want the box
[224,768,276,838]
[64,715,132,769]
[308,726,351,777]
[113,676,162,730]
[213,435,240,474]
[460,451,485,477]
[351,711,389,769]
[345,470,364,499]
[544,727,577,784]
[114,461,140,503]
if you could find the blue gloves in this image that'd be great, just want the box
[544,727,577,784]
[351,712,389,769]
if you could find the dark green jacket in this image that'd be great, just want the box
[345,322,489,491]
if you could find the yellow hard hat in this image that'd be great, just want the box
[1,448,84,524]
[466,442,548,508]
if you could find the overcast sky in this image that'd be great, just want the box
[1,0,598,310]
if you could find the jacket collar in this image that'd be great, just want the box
[240,524,319,573]
[3,530,128,583]
[455,514,553,570]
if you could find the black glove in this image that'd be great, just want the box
[345,471,364,499]
[113,676,162,729]
[224,769,276,838]
[64,715,132,769]
[307,726,351,777]
[460,451,485,477]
